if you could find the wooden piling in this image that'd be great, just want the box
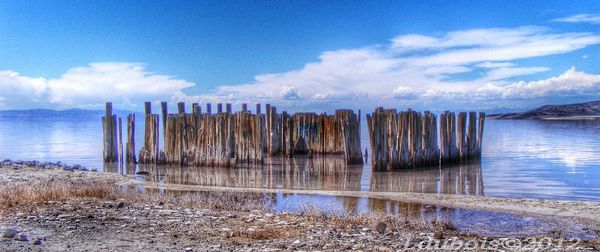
[102,102,118,162]
[367,108,483,170]
[193,103,201,116]
[105,101,363,167]
[217,103,223,113]
[226,103,232,113]
[139,102,161,164]
[161,101,167,133]
[477,112,485,154]
[206,103,212,114]
[118,117,123,163]
[126,114,136,163]
[242,103,248,113]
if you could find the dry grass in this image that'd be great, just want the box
[0,179,267,213]
[0,180,119,210]
[229,227,287,240]
[297,204,456,233]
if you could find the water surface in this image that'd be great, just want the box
[1,110,600,201]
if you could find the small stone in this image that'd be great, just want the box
[185,248,193,252]
[116,202,125,209]
[375,222,387,234]
[33,239,42,245]
[2,228,18,238]
[14,233,29,242]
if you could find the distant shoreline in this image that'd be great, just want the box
[488,114,600,120]
[488,100,600,120]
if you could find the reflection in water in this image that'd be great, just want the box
[112,156,484,197]
[2,112,600,200]
[134,156,363,191]
[370,162,484,196]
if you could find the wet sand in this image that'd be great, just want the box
[130,179,600,228]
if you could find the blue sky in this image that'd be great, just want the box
[1,0,600,112]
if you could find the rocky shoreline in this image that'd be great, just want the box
[1,160,599,251]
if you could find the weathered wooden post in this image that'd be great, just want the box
[242,103,248,113]
[139,102,160,164]
[193,103,201,116]
[102,102,118,162]
[217,103,223,113]
[206,103,212,114]
[466,112,477,158]
[177,102,185,114]
[456,112,467,160]
[226,103,232,114]
[477,112,486,155]
[118,117,123,163]
[160,101,169,135]
[256,103,261,114]
[126,114,136,163]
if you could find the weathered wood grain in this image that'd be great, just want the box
[367,108,484,170]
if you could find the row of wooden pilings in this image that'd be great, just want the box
[366,108,485,170]
[102,102,363,167]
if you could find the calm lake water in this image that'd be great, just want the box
[1,110,599,201]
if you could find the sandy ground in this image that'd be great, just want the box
[1,164,599,251]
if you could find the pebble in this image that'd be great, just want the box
[14,233,29,242]
[2,228,18,238]
[33,239,43,245]
[375,222,387,234]
[116,202,125,209]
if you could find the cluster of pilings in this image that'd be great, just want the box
[366,108,485,170]
[102,102,363,168]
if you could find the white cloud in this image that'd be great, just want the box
[2,26,600,112]
[0,63,194,109]
[472,67,600,100]
[553,14,600,25]
[179,26,599,111]
[280,85,301,100]
[392,86,418,99]
[480,66,549,82]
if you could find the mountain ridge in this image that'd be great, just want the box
[488,100,600,119]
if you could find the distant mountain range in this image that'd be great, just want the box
[488,100,600,120]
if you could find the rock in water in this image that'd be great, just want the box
[375,222,387,234]
[2,228,18,238]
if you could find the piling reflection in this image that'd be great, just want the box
[135,155,363,191]
[370,161,484,196]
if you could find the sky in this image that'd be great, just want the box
[1,0,600,113]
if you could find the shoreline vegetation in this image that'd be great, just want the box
[1,160,599,250]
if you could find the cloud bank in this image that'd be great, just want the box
[553,14,600,25]
[0,63,193,109]
[1,24,600,112]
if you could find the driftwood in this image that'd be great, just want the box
[367,108,485,170]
